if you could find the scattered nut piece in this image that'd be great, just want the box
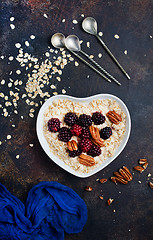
[133,166,144,173]
[149,182,153,189]
[85,186,92,191]
[99,196,103,200]
[107,198,114,205]
[139,159,147,165]
[99,178,107,184]
[143,162,148,170]
[72,20,78,24]
[7,135,11,140]
[114,34,119,39]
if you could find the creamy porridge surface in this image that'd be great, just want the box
[43,99,126,174]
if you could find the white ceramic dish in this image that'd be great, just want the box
[36,94,131,178]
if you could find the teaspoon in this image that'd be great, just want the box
[51,33,111,83]
[65,35,121,86]
[82,17,130,80]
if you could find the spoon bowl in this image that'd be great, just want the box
[65,35,81,52]
[51,33,65,49]
[82,17,97,35]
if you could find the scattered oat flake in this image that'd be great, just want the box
[16,155,20,159]
[98,53,102,58]
[99,196,103,200]
[148,173,151,177]
[10,24,15,30]
[51,85,56,89]
[25,41,30,47]
[56,77,61,81]
[72,20,78,24]
[81,14,84,17]
[9,56,14,61]
[53,92,58,95]
[0,141,2,145]
[62,89,66,94]
[45,52,50,57]
[1,80,5,85]
[138,181,141,184]
[16,70,21,75]
[150,35,152,38]
[29,144,34,147]
[87,42,90,48]
[12,124,15,127]
[87,75,90,78]
[7,135,11,140]
[89,55,94,59]
[10,17,15,21]
[15,43,21,48]
[114,34,120,39]
[75,61,79,67]
[113,209,116,213]
[62,19,65,22]
[98,32,103,37]
[124,50,128,55]
[30,35,35,39]
[43,13,48,18]
[96,178,99,181]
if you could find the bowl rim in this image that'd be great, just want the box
[36,94,131,178]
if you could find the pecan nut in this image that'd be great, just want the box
[122,166,133,181]
[133,166,144,173]
[139,158,147,165]
[85,186,92,191]
[67,140,78,151]
[78,154,95,166]
[89,126,100,140]
[119,168,131,181]
[115,177,128,184]
[91,138,104,147]
[107,198,114,205]
[99,178,107,183]
[106,110,122,125]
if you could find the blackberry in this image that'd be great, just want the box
[80,127,90,138]
[64,112,78,126]
[88,144,101,157]
[48,118,60,132]
[78,114,92,127]
[70,124,82,136]
[58,127,72,142]
[100,127,112,140]
[92,112,105,125]
[68,149,82,158]
[78,138,92,152]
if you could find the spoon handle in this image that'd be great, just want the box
[80,50,121,86]
[69,50,111,83]
[96,34,130,80]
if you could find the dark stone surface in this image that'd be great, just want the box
[0,0,153,239]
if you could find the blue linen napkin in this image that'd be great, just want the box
[0,181,88,240]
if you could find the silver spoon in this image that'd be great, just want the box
[65,35,121,86]
[82,17,130,80]
[51,33,111,83]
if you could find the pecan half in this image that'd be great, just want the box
[78,154,95,166]
[111,177,117,184]
[119,168,131,181]
[149,182,153,189]
[107,198,114,205]
[67,140,78,151]
[106,110,122,125]
[85,186,92,191]
[115,177,128,184]
[114,172,123,179]
[143,162,148,170]
[122,166,133,181]
[89,126,100,140]
[91,138,105,147]
[100,178,107,184]
[133,166,144,173]
[139,158,147,165]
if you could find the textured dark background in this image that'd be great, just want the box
[0,0,153,239]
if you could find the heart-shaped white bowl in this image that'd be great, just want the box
[36,94,131,178]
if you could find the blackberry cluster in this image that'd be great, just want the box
[92,112,105,125]
[48,118,60,132]
[88,144,101,157]
[78,114,92,127]
[79,138,92,152]
[70,124,82,136]
[100,127,112,140]
[64,112,78,126]
[80,127,90,138]
[68,149,82,158]
[58,127,72,142]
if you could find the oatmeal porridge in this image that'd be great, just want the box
[43,99,126,174]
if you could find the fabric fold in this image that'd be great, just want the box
[0,181,87,240]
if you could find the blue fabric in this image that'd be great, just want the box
[0,181,87,240]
